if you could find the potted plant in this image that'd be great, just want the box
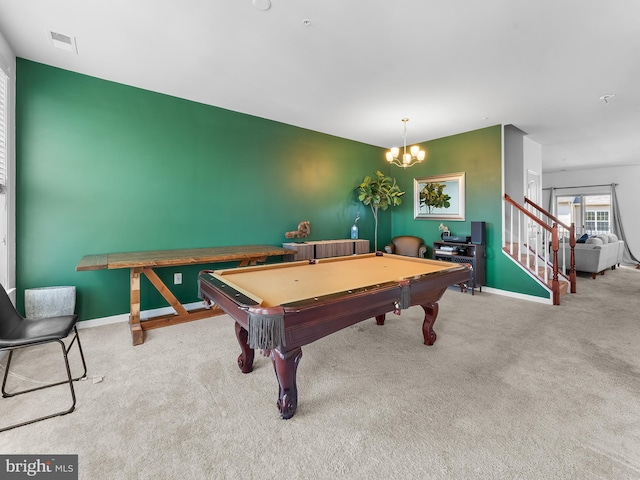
[419,182,451,214]
[355,171,405,251]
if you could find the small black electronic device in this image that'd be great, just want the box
[471,221,486,245]
[442,235,471,243]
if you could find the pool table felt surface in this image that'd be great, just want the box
[209,253,462,307]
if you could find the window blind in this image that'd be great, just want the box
[0,67,7,193]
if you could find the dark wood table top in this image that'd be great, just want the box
[76,245,295,271]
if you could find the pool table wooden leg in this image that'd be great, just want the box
[234,322,255,374]
[271,347,303,419]
[421,302,439,345]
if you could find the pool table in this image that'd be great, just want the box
[198,252,472,419]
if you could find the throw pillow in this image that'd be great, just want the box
[608,234,618,242]
[585,237,603,245]
[576,233,589,243]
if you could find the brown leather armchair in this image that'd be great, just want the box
[384,236,427,258]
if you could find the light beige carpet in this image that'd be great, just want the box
[1,266,639,479]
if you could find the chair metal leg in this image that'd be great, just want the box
[2,328,87,398]
[1,350,13,397]
[69,326,88,382]
[0,328,87,433]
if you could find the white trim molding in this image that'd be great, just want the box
[76,301,209,329]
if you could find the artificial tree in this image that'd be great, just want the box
[355,171,405,251]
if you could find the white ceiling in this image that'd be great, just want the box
[0,0,638,172]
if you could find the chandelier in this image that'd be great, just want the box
[385,118,426,168]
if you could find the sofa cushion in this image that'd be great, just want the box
[595,234,610,244]
[608,233,618,242]
[585,237,603,245]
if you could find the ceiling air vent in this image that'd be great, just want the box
[48,31,78,54]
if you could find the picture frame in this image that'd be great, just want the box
[414,172,466,220]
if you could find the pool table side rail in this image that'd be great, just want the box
[198,271,404,349]
[199,272,288,349]
[276,265,471,350]
[278,264,471,309]
[210,252,461,277]
[198,263,471,351]
[200,260,471,313]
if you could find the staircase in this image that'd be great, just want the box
[503,194,577,305]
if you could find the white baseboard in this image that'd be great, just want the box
[0,294,210,360]
[76,313,129,329]
[76,301,208,329]
[75,288,554,332]
[481,286,553,305]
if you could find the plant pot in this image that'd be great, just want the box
[24,286,76,319]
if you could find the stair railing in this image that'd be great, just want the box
[523,197,576,291]
[504,194,576,305]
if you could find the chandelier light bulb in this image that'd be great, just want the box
[385,118,426,168]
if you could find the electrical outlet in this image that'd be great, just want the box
[174,273,182,285]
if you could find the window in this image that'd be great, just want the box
[555,193,611,235]
[585,210,609,235]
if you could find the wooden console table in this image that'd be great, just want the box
[282,239,369,260]
[76,245,295,345]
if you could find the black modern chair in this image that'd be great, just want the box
[0,284,87,432]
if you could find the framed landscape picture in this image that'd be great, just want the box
[414,172,465,220]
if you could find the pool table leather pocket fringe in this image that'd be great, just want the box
[400,283,411,309]
[248,312,286,350]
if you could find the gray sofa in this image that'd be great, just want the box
[561,233,624,279]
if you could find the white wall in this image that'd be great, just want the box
[504,125,542,203]
[543,165,640,265]
[0,29,14,75]
[503,126,543,247]
[523,136,542,204]
[504,125,526,201]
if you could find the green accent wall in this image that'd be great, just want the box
[15,59,385,319]
[15,60,546,322]
[388,126,547,297]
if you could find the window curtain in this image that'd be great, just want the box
[547,187,555,214]
[611,183,639,266]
